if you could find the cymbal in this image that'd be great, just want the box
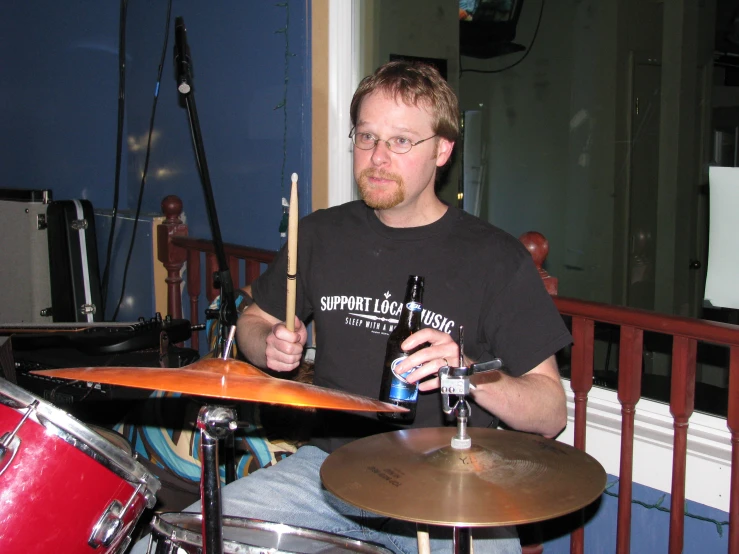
[320,427,606,527]
[31,358,407,413]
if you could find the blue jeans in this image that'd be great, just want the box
[131,446,521,554]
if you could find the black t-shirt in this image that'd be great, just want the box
[251,201,571,452]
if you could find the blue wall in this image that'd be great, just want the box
[1,1,310,320]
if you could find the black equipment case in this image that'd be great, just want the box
[46,199,103,323]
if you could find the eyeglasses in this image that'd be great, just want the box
[349,128,437,155]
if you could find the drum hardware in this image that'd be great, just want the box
[0,398,37,475]
[1,398,38,445]
[221,325,237,361]
[159,330,170,368]
[0,433,20,476]
[438,326,506,451]
[147,512,394,554]
[89,482,145,549]
[197,405,238,554]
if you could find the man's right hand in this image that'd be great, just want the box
[264,317,308,372]
[237,303,307,372]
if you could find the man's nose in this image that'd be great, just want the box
[370,140,391,165]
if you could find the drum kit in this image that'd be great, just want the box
[0,352,606,554]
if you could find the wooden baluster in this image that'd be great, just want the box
[245,259,261,286]
[157,195,187,319]
[187,249,201,352]
[571,318,595,450]
[616,325,643,554]
[229,255,240,290]
[729,345,739,554]
[206,253,219,304]
[569,316,595,554]
[519,231,558,296]
[668,336,697,554]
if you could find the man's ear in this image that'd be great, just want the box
[435,139,455,167]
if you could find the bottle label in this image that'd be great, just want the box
[406,301,422,312]
[388,355,418,402]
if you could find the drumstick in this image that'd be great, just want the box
[285,172,299,332]
[417,524,430,554]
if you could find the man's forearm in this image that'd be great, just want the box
[471,356,567,438]
[236,313,273,368]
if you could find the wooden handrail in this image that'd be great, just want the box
[553,296,739,346]
[170,236,277,263]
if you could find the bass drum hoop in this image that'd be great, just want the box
[151,512,393,554]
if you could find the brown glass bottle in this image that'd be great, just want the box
[378,275,424,423]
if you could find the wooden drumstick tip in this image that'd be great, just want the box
[286,173,299,332]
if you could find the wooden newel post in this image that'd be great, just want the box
[158,195,188,319]
[519,231,558,296]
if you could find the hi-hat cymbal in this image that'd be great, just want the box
[320,427,606,527]
[31,358,406,413]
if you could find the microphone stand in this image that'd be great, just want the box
[174,16,237,554]
[174,16,237,360]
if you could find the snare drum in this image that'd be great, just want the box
[148,512,393,554]
[0,378,160,553]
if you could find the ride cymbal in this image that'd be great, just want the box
[320,427,606,527]
[31,358,407,413]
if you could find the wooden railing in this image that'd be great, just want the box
[157,195,275,351]
[157,196,737,553]
[520,235,738,554]
[550,296,738,553]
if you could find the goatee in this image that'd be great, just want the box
[357,168,405,210]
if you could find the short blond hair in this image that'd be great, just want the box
[350,61,460,143]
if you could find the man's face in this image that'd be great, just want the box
[353,91,453,213]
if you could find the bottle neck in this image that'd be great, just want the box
[397,283,424,332]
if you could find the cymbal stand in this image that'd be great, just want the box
[436,326,504,554]
[438,361,474,554]
[174,16,238,359]
[197,404,237,554]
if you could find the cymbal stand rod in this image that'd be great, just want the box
[197,405,237,554]
[451,400,471,450]
[221,325,237,360]
[453,527,472,554]
[438,360,472,449]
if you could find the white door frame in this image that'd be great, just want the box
[327,0,361,207]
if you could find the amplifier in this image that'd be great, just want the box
[0,189,53,324]
[1,316,198,411]
[6,316,193,355]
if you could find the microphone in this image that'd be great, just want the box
[174,16,192,94]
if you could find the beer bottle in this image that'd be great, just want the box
[378,275,425,423]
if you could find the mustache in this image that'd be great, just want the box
[359,168,401,181]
